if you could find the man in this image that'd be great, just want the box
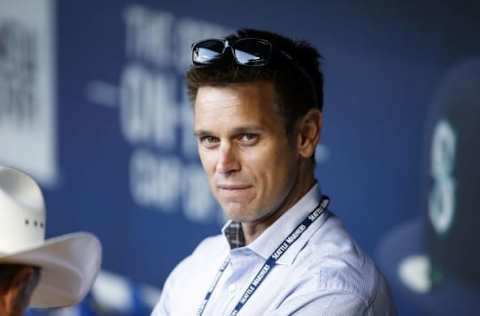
[153,29,394,315]
[0,166,102,315]
[0,264,40,316]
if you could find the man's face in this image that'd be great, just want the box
[0,264,40,316]
[194,81,301,223]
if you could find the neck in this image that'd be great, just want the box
[242,170,316,245]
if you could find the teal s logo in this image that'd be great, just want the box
[428,120,457,236]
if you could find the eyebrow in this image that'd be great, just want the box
[194,126,265,137]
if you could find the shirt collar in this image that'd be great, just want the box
[222,221,245,249]
[222,183,327,265]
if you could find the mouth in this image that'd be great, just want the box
[217,184,253,191]
[215,184,254,203]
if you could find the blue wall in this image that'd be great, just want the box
[2,1,479,315]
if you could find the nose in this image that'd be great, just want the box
[216,142,240,174]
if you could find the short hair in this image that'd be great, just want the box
[0,263,41,291]
[186,28,324,133]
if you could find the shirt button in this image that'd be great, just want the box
[228,284,237,292]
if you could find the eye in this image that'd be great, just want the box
[198,135,220,148]
[238,133,259,145]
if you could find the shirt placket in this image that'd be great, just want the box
[217,250,265,315]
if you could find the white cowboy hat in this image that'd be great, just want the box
[0,166,102,308]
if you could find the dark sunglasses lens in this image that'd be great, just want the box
[234,39,271,66]
[193,40,225,64]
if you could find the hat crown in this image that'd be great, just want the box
[0,167,46,254]
[423,59,480,287]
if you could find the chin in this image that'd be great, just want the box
[223,204,272,224]
[222,202,253,222]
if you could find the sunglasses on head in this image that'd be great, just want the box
[192,38,284,67]
[191,37,319,106]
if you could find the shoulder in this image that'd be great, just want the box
[193,234,226,255]
[270,212,395,315]
[153,234,228,315]
[293,213,390,306]
[165,234,227,284]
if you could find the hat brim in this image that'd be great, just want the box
[376,218,479,316]
[0,232,101,308]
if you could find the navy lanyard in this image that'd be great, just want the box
[197,196,330,316]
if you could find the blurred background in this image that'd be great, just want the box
[1,0,479,315]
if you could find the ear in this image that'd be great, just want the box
[296,109,322,159]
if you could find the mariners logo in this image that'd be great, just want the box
[428,120,457,236]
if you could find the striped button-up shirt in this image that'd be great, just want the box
[152,185,395,315]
